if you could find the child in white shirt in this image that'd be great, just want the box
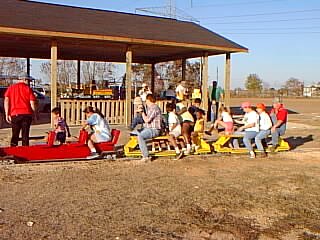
[166,103,183,159]
[233,102,259,158]
[254,103,272,157]
[206,106,234,135]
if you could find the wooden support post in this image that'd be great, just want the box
[77,60,81,89]
[182,58,186,82]
[224,53,231,107]
[50,41,58,126]
[201,53,208,116]
[26,58,31,76]
[151,63,155,94]
[125,47,132,126]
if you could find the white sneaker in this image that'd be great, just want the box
[86,152,99,159]
[140,157,152,163]
[249,151,255,159]
[174,151,184,160]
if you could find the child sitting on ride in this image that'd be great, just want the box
[233,102,259,159]
[82,106,111,159]
[166,102,184,159]
[51,107,71,144]
[130,96,144,130]
[254,103,273,157]
[206,106,234,135]
[188,98,202,122]
[191,108,205,152]
[176,99,194,154]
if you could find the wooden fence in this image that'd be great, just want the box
[59,99,172,125]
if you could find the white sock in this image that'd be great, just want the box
[175,147,180,154]
[187,144,191,150]
[91,149,97,153]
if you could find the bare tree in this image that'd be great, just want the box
[186,60,201,89]
[81,61,116,89]
[0,57,25,77]
[283,77,304,96]
[156,60,182,87]
[245,74,263,93]
[40,60,77,94]
[40,60,117,94]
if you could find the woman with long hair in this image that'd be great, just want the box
[83,106,111,159]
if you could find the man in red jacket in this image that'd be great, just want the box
[4,73,36,146]
[269,97,288,152]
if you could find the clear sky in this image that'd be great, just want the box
[32,0,320,89]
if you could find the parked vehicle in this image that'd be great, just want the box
[32,86,46,96]
[33,89,51,113]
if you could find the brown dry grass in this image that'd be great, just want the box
[0,97,320,240]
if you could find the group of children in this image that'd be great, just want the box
[49,97,286,160]
[158,98,206,159]
[130,96,275,160]
[206,100,287,158]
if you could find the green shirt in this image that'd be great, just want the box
[208,86,224,102]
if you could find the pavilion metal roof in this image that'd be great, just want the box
[0,0,248,63]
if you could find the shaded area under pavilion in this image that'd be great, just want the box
[0,0,248,125]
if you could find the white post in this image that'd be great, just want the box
[125,47,132,126]
[224,53,231,107]
[50,41,58,126]
[201,53,208,115]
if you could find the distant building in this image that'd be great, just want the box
[303,84,320,97]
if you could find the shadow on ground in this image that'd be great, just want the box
[286,135,314,150]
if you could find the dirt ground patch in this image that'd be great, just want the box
[0,97,320,240]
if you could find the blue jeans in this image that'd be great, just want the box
[211,102,217,123]
[272,125,286,146]
[132,128,160,158]
[270,114,286,146]
[130,113,144,130]
[255,129,271,151]
[233,131,258,151]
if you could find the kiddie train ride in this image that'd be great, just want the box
[0,129,290,164]
[0,129,121,164]
[124,132,290,157]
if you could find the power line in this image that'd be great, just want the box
[219,32,320,35]
[213,26,320,31]
[198,8,320,20]
[191,0,286,8]
[204,17,320,25]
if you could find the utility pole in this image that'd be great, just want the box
[216,66,219,84]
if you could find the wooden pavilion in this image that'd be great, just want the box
[0,0,248,125]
